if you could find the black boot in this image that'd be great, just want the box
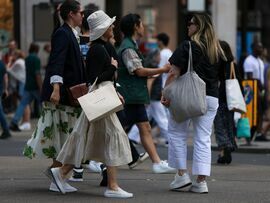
[217,148,232,164]
[0,131,11,139]
[9,122,21,132]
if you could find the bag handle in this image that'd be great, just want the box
[187,41,193,72]
[229,62,236,79]
[88,77,98,92]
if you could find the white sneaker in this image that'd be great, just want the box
[170,173,192,190]
[50,168,66,194]
[104,187,133,198]
[19,122,31,131]
[189,181,208,193]
[152,160,176,174]
[87,161,102,173]
[49,182,77,193]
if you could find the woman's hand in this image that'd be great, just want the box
[111,57,118,68]
[50,84,60,105]
[163,63,172,73]
[161,95,170,107]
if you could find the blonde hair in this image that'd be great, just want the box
[191,13,226,64]
[13,50,25,59]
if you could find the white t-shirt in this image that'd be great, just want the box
[7,58,26,83]
[243,55,265,85]
[158,48,172,87]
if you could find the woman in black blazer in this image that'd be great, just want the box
[23,0,85,193]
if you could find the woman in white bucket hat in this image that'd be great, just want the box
[51,10,133,199]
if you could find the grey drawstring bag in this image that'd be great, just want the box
[163,41,207,123]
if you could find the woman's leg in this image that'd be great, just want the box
[167,116,192,190]
[61,164,74,177]
[51,159,62,168]
[107,166,119,190]
[167,116,190,171]
[192,96,218,181]
[136,121,160,163]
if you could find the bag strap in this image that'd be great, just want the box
[187,41,193,72]
[229,62,236,79]
[89,77,98,92]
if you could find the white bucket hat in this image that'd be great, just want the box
[87,10,116,42]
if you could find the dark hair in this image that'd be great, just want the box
[156,33,170,46]
[60,0,80,21]
[52,10,61,34]
[120,13,141,37]
[251,42,263,51]
[219,40,234,62]
[81,9,96,32]
[84,3,99,11]
[29,43,40,54]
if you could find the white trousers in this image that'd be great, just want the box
[168,96,218,176]
[128,100,169,142]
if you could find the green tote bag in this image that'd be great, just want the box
[236,118,251,138]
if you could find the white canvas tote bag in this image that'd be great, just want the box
[78,79,123,122]
[225,62,246,113]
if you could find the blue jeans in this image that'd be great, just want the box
[0,98,9,131]
[11,90,41,125]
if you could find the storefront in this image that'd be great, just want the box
[0,0,20,52]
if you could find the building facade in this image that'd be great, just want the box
[1,0,269,64]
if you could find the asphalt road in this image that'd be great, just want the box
[0,130,270,203]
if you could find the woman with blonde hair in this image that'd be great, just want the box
[162,13,226,193]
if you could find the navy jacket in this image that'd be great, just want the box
[41,23,86,106]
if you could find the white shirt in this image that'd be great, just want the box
[7,58,26,83]
[158,48,172,87]
[243,55,265,85]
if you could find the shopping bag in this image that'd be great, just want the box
[67,83,89,106]
[163,41,206,123]
[236,117,251,138]
[78,80,123,123]
[225,62,246,113]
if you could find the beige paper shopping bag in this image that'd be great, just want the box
[78,82,123,122]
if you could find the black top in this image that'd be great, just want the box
[169,40,223,98]
[41,23,86,105]
[86,38,117,84]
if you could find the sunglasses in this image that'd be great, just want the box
[187,21,196,27]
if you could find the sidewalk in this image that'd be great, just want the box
[211,139,270,154]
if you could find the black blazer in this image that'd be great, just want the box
[41,23,86,106]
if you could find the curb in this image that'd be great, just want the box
[211,145,270,154]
